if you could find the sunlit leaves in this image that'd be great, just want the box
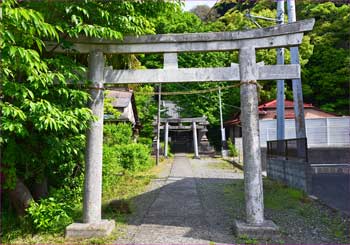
[1,0,94,190]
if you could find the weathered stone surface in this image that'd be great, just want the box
[103,64,300,84]
[46,19,314,54]
[233,219,280,239]
[65,220,115,238]
[239,47,264,225]
[83,50,104,223]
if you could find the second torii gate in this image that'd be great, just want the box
[47,18,314,238]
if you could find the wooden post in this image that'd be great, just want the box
[239,47,264,225]
[192,121,199,159]
[83,50,104,223]
[276,0,285,141]
[164,121,169,157]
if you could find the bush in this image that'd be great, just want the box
[103,145,125,189]
[114,143,153,172]
[227,139,239,157]
[160,141,173,157]
[104,123,132,146]
[26,193,74,232]
[137,137,152,146]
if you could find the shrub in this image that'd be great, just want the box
[138,137,152,146]
[26,197,73,232]
[103,145,125,189]
[114,143,153,172]
[104,123,132,146]
[227,139,239,157]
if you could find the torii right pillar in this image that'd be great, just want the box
[233,47,279,238]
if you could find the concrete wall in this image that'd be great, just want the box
[263,146,350,172]
[308,147,350,164]
[266,158,310,192]
[266,158,350,214]
[311,164,350,215]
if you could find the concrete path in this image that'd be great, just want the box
[115,154,243,244]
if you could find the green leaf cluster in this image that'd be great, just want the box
[1,0,93,191]
[1,0,180,236]
[298,2,350,114]
[103,123,153,196]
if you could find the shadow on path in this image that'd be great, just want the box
[115,154,243,244]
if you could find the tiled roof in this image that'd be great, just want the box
[258,99,313,109]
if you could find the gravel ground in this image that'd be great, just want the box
[115,154,350,244]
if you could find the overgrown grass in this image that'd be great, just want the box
[263,178,305,210]
[208,160,242,172]
[1,159,169,244]
[223,178,350,244]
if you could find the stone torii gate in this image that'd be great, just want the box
[156,117,215,158]
[47,19,314,238]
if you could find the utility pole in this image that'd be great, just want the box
[287,0,307,139]
[156,84,161,166]
[276,0,285,141]
[218,87,228,157]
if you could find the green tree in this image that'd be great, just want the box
[1,0,93,216]
[1,0,180,218]
[298,2,350,114]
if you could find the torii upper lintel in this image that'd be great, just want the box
[46,19,314,54]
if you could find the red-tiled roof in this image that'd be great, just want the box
[224,99,317,126]
[258,99,313,109]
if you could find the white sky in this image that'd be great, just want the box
[183,0,217,11]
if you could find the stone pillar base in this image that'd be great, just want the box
[193,156,200,159]
[233,219,279,239]
[65,219,115,238]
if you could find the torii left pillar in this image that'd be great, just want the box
[65,50,115,238]
[233,47,279,238]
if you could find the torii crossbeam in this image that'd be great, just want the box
[48,19,315,238]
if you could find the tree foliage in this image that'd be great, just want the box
[139,0,348,127]
[298,2,350,114]
[1,0,93,192]
[0,0,180,224]
[1,0,348,238]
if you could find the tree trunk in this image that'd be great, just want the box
[32,177,48,200]
[8,178,33,216]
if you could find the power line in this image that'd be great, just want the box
[133,83,240,95]
[171,83,241,110]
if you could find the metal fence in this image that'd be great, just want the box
[260,117,350,147]
[267,138,308,162]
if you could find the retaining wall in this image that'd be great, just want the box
[266,158,311,192]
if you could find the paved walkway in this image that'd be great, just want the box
[115,154,243,244]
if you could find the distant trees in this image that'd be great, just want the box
[190,4,218,22]
[163,0,349,119]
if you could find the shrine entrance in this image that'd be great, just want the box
[47,18,314,238]
[170,130,192,153]
[156,117,215,157]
